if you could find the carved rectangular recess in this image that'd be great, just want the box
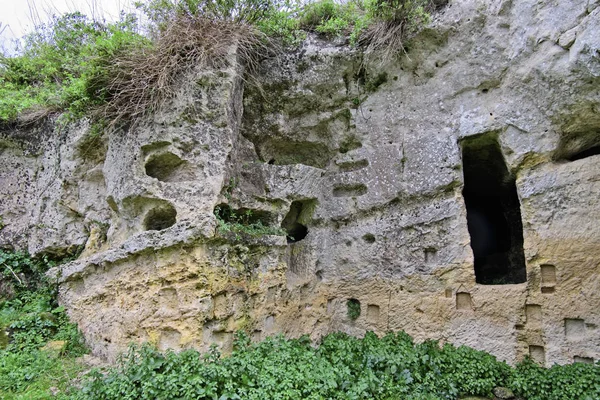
[456,292,472,310]
[529,345,546,365]
[424,248,438,264]
[367,304,380,323]
[541,264,557,286]
[526,304,542,326]
[565,318,586,339]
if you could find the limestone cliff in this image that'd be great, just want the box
[1,0,599,366]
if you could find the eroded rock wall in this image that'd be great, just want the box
[1,0,599,365]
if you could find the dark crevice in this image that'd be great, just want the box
[461,133,526,285]
[332,183,367,197]
[553,129,600,162]
[566,144,600,161]
[255,139,333,169]
[281,200,316,243]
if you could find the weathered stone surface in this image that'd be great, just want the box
[0,0,599,365]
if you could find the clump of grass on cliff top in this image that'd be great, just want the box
[0,0,443,126]
[97,14,269,127]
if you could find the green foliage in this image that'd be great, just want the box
[0,250,54,294]
[510,357,600,400]
[0,251,88,399]
[255,0,305,44]
[298,0,368,42]
[0,12,147,123]
[295,0,434,45]
[369,0,431,26]
[138,0,284,25]
[74,330,600,400]
[214,206,288,240]
[346,298,361,320]
[138,0,306,44]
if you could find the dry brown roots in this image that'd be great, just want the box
[360,20,408,64]
[98,16,269,128]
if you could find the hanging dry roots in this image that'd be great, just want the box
[97,15,269,128]
[360,19,408,64]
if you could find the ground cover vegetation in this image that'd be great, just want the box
[0,0,445,128]
[1,249,599,399]
[0,250,88,399]
[75,332,600,400]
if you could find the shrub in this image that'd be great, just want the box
[509,357,600,400]
[75,330,600,399]
[214,205,287,239]
[0,12,146,124]
[0,0,443,125]
[0,251,88,398]
[360,0,433,60]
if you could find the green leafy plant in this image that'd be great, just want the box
[214,205,287,240]
[346,298,361,320]
[510,357,600,400]
[73,330,600,399]
[0,12,146,124]
[0,251,88,399]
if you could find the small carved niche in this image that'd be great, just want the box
[424,248,438,264]
[529,345,545,365]
[158,328,181,351]
[540,264,557,291]
[264,315,275,331]
[525,304,542,326]
[366,304,380,323]
[565,318,586,340]
[456,292,472,310]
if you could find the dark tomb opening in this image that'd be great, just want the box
[281,200,316,243]
[461,134,526,284]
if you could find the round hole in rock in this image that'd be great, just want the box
[281,200,315,243]
[144,204,177,231]
[145,152,185,182]
[286,222,308,243]
[363,233,376,243]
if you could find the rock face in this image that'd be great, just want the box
[1,0,599,365]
